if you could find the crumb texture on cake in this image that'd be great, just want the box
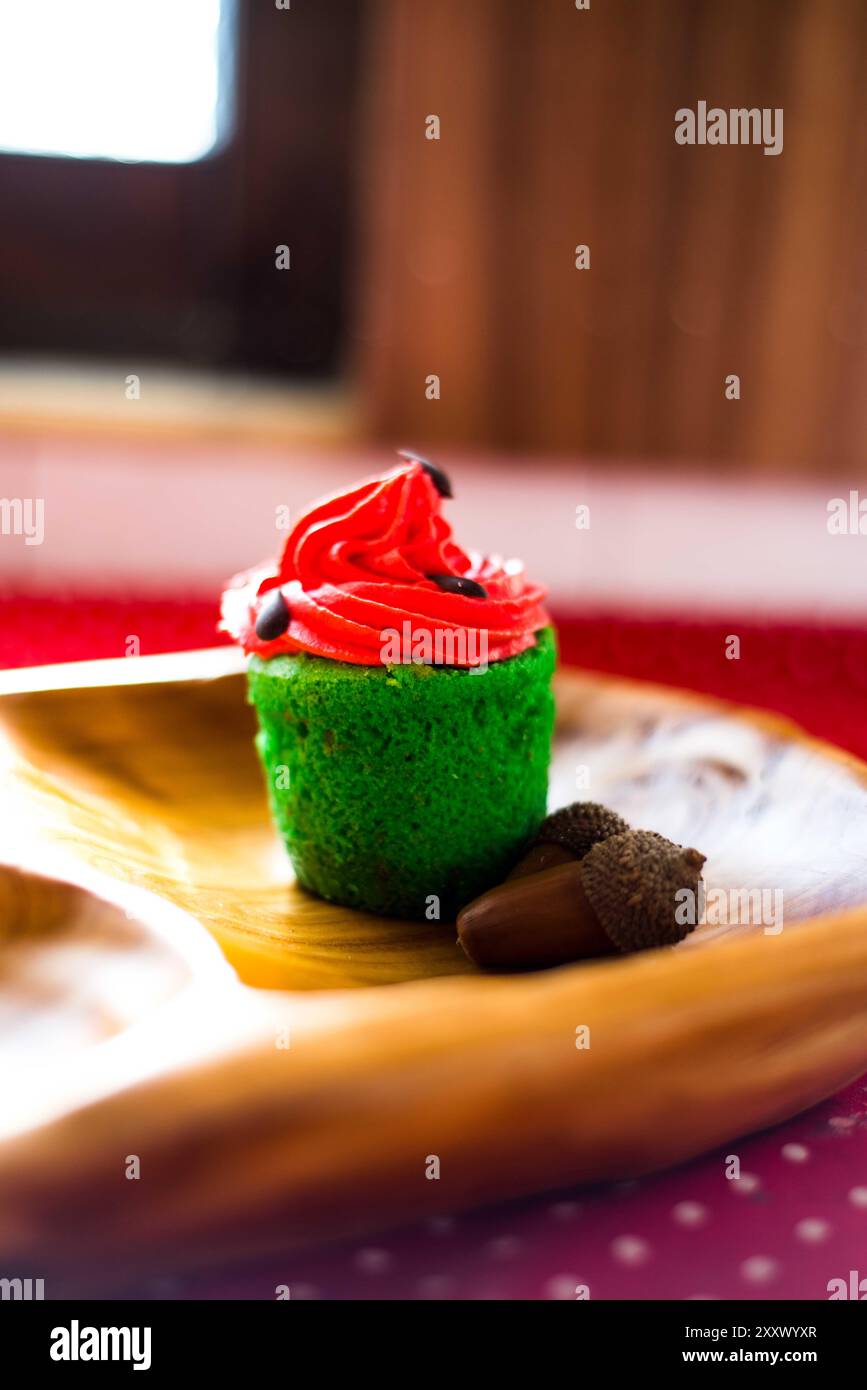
[247,627,556,920]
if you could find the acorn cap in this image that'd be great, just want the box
[508,801,632,878]
[534,801,630,859]
[580,829,706,953]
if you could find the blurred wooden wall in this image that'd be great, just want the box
[354,0,867,473]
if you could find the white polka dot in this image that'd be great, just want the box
[672,1201,709,1228]
[782,1142,810,1163]
[549,1200,581,1221]
[485,1235,522,1260]
[544,1274,584,1300]
[354,1247,392,1274]
[416,1274,453,1299]
[731,1172,761,1195]
[848,1186,867,1209]
[611,1235,651,1267]
[829,1115,858,1132]
[740,1256,779,1285]
[795,1218,831,1244]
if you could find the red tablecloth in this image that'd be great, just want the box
[2,591,866,1300]
[3,593,867,758]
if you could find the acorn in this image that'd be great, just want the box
[458,829,706,971]
[508,801,630,879]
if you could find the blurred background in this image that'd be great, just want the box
[1,0,866,726]
[2,0,866,463]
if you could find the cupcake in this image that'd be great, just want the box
[221,455,555,920]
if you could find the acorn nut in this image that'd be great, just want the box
[458,829,706,971]
[508,801,631,879]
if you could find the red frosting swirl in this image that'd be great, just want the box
[220,460,549,666]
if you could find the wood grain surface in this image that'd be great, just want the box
[358,0,867,473]
[1,648,867,1287]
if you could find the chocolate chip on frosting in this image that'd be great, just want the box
[397,449,453,499]
[427,573,488,599]
[255,589,291,641]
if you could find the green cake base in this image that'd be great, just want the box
[247,626,556,920]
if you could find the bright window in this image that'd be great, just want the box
[0,0,227,164]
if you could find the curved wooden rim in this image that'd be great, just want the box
[3,645,867,984]
[2,648,867,1282]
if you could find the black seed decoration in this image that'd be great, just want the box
[427,573,488,599]
[396,449,453,499]
[255,589,291,641]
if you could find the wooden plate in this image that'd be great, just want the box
[2,648,867,1288]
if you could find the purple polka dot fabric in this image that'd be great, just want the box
[171,1080,867,1301]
